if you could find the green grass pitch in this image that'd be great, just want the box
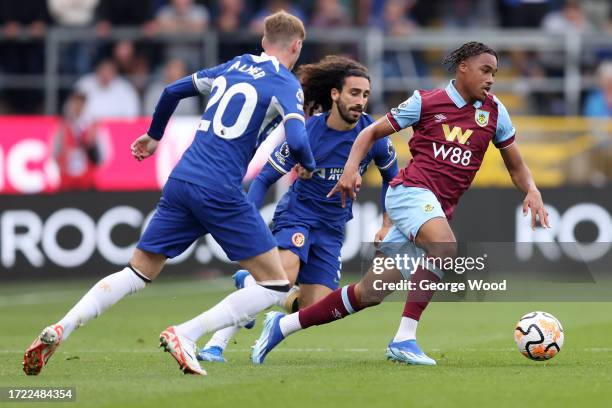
[1,277,612,408]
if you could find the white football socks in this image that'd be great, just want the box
[58,266,148,340]
[204,272,257,351]
[278,312,302,337]
[204,326,241,350]
[175,282,289,342]
[242,273,256,287]
[392,316,419,342]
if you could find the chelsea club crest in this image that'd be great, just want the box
[475,109,489,127]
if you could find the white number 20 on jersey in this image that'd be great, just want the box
[200,76,258,140]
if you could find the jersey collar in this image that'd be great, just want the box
[250,52,280,72]
[445,80,483,109]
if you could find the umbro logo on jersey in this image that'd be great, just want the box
[434,114,447,123]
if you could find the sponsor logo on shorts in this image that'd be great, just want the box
[292,232,305,248]
[423,203,435,213]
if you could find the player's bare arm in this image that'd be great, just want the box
[327,118,395,206]
[500,143,550,230]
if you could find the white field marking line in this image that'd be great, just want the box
[0,280,234,307]
[2,348,612,353]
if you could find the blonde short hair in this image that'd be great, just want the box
[263,11,305,45]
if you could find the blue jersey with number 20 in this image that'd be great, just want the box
[167,53,311,192]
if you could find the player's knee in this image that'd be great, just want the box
[298,296,314,308]
[129,249,166,280]
[240,249,288,282]
[297,285,332,309]
[420,238,457,260]
[248,266,286,282]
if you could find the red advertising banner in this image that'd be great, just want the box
[0,116,279,194]
[0,116,60,194]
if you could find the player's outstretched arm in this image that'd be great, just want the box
[374,163,399,242]
[373,139,399,241]
[500,143,550,230]
[328,118,395,207]
[247,126,306,208]
[247,163,285,209]
[146,76,200,141]
[134,76,202,160]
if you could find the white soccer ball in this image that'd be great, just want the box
[514,311,564,361]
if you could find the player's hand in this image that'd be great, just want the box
[294,164,313,179]
[130,134,158,161]
[523,188,549,230]
[374,225,391,246]
[327,166,361,208]
[374,213,393,247]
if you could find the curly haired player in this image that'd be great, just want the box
[197,55,398,363]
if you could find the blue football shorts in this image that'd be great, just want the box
[378,185,446,279]
[138,177,276,261]
[273,219,343,290]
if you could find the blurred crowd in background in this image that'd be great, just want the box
[0,0,612,120]
[0,0,610,192]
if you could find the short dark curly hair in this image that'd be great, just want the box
[442,42,498,73]
[296,55,370,116]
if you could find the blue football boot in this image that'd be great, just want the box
[385,339,437,365]
[197,345,227,363]
[251,311,286,365]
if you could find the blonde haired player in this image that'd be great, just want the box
[24,11,315,376]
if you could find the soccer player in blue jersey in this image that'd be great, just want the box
[23,11,316,376]
[196,56,399,363]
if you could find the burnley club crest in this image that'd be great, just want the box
[475,109,489,127]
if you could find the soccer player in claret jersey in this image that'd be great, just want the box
[252,42,550,365]
[197,56,398,363]
[23,11,316,376]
